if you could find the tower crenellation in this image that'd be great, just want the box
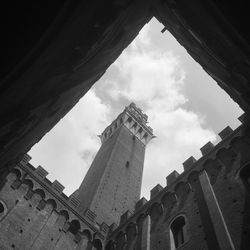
[100,103,154,145]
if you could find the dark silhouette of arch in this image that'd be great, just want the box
[105,240,116,250]
[8,168,21,180]
[174,182,191,195]
[136,213,145,225]
[36,199,46,210]
[46,198,57,210]
[20,179,34,200]
[59,210,69,220]
[33,189,46,199]
[68,219,81,235]
[187,171,200,187]
[170,216,187,249]
[230,136,250,166]
[82,229,92,240]
[147,202,163,232]
[230,136,242,147]
[216,147,237,176]
[161,192,177,221]
[161,192,177,208]
[174,182,191,209]
[125,222,137,247]
[22,179,34,189]
[92,238,102,250]
[203,159,222,185]
[148,203,163,221]
[126,222,137,236]
[116,231,127,250]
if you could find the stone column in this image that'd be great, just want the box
[199,170,235,250]
[141,214,151,250]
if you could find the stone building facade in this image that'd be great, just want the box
[1,1,250,250]
[0,104,250,249]
[0,154,107,249]
[106,114,250,250]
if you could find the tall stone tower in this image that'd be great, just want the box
[76,103,154,225]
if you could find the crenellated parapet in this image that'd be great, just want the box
[3,154,110,248]
[99,103,154,145]
[2,113,249,249]
[105,114,249,249]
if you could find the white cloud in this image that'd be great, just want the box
[112,50,185,105]
[29,90,110,195]
[29,18,219,202]
[142,108,216,199]
[98,20,217,199]
[130,21,151,50]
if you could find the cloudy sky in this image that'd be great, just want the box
[29,18,243,200]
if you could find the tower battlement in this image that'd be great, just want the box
[126,102,149,126]
[100,103,154,145]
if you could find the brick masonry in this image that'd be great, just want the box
[0,107,250,250]
[76,103,154,226]
[106,117,250,250]
[0,159,105,250]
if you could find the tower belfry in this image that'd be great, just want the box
[76,103,154,225]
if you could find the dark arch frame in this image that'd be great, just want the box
[21,179,34,189]
[68,219,81,235]
[169,215,188,249]
[33,189,46,199]
[92,238,103,250]
[59,209,70,220]
[8,168,21,180]
[45,198,57,210]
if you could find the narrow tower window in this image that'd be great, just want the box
[170,216,187,249]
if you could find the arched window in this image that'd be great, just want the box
[68,220,81,235]
[92,239,102,250]
[170,216,187,249]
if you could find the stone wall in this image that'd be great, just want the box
[106,114,250,250]
[0,156,107,250]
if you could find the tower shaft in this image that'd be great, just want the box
[76,103,153,225]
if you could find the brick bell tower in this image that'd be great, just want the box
[75,103,154,225]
